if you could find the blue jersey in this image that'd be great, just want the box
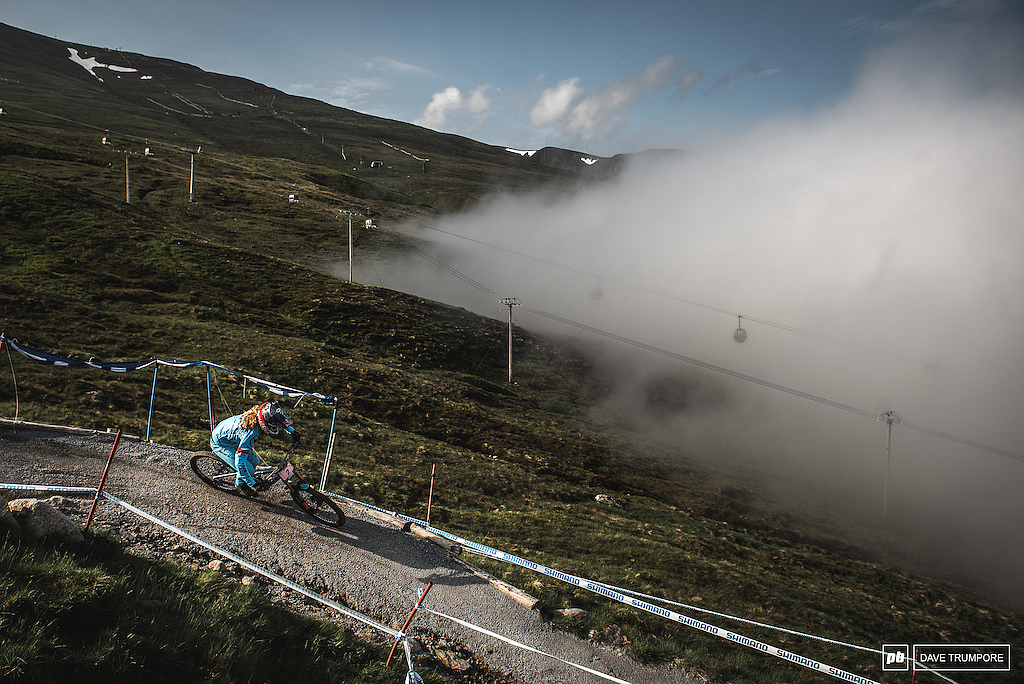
[211,414,260,457]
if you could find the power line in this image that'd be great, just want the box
[900,420,1024,463]
[525,306,879,420]
[377,228,501,300]
[389,228,1024,463]
[525,306,1024,463]
[411,222,929,367]
[10,100,1020,464]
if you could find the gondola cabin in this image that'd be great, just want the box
[734,316,747,343]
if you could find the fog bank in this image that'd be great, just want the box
[357,9,1024,605]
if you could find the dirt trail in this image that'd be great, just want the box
[0,426,698,684]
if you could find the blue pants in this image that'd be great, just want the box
[210,441,259,487]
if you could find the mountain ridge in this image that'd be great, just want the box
[0,21,676,191]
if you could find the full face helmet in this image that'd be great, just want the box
[256,401,294,436]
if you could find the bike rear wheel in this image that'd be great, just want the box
[290,486,345,527]
[190,452,237,492]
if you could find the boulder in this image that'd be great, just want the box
[431,647,472,673]
[7,497,84,543]
[0,494,20,532]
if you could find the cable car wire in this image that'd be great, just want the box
[899,420,1024,463]
[392,238,1024,464]
[525,306,879,420]
[377,228,501,300]
[12,101,1019,463]
[411,222,929,366]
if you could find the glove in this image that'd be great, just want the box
[292,430,302,446]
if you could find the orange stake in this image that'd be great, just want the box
[85,429,122,530]
[386,581,434,667]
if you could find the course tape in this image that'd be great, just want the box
[97,489,403,639]
[0,335,336,405]
[1,484,97,495]
[331,493,881,684]
[423,606,634,684]
[0,482,399,640]
[1,483,632,683]
[1,482,889,684]
[461,546,879,684]
[588,578,877,652]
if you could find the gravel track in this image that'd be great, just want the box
[0,426,700,684]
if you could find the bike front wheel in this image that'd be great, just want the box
[190,452,237,492]
[290,485,345,527]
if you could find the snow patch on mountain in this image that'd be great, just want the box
[67,47,150,82]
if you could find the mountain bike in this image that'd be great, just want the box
[190,448,345,527]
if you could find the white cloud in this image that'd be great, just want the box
[675,68,703,100]
[289,56,441,115]
[466,86,492,115]
[289,75,391,111]
[566,56,682,138]
[529,56,685,142]
[415,84,493,131]
[416,85,463,129]
[705,61,778,94]
[375,57,440,79]
[529,77,583,127]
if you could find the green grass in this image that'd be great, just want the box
[1,24,1022,683]
[0,530,450,683]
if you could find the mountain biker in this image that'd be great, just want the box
[210,401,300,497]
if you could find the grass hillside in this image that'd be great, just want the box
[1,21,1020,684]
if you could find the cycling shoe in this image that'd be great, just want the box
[237,482,260,498]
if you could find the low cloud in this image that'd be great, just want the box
[374,5,1024,605]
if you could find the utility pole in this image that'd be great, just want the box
[189,146,201,202]
[341,210,357,282]
[878,410,902,520]
[499,298,521,383]
[103,137,135,204]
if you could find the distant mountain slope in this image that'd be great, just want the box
[523,147,609,172]
[0,21,567,213]
[0,21,680,206]
[514,146,684,177]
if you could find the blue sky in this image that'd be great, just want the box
[4,0,999,156]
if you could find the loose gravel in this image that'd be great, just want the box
[0,426,701,684]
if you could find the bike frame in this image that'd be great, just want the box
[252,447,308,494]
[192,445,345,527]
